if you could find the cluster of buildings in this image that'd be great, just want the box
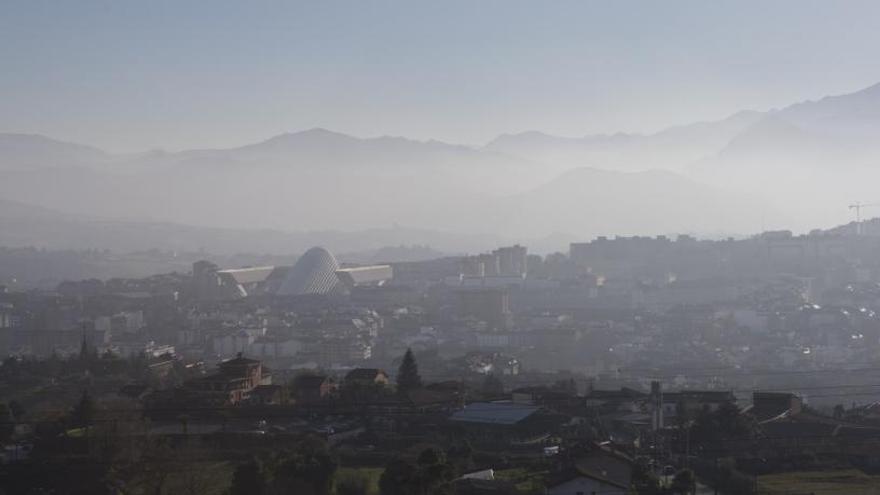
[3,229,880,399]
[6,223,880,491]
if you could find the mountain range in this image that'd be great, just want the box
[4,82,880,252]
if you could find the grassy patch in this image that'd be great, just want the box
[759,469,880,495]
[495,467,547,494]
[334,466,384,495]
[132,460,233,495]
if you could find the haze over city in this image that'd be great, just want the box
[5,2,880,494]
[4,2,880,250]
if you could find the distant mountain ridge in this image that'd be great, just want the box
[0,123,799,241]
[485,110,765,172]
[5,81,880,239]
[488,81,880,231]
[0,133,108,170]
[5,81,880,172]
[777,81,880,137]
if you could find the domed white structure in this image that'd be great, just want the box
[276,247,343,296]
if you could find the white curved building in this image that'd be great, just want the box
[276,246,343,296]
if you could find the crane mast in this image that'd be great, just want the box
[849,202,880,235]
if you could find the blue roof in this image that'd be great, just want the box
[450,402,540,425]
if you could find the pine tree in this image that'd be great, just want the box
[80,333,89,361]
[396,348,422,394]
[71,390,95,428]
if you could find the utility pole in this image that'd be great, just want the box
[714,457,718,495]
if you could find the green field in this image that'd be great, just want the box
[333,467,384,495]
[495,467,547,494]
[758,469,880,495]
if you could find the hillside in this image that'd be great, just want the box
[485,111,764,172]
[7,81,880,239]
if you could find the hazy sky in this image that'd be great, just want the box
[3,0,880,152]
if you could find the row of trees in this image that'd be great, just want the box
[378,447,456,495]
[229,442,464,495]
[0,346,181,387]
[229,436,338,495]
[686,402,753,446]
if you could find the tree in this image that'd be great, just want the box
[109,434,175,495]
[631,457,661,495]
[379,448,454,495]
[335,470,370,495]
[0,403,14,442]
[671,469,695,495]
[397,348,422,394]
[715,401,749,438]
[266,436,338,495]
[229,459,265,495]
[79,331,98,367]
[341,379,389,403]
[690,402,751,446]
[553,377,578,395]
[379,458,417,495]
[480,374,504,396]
[8,400,24,422]
[80,333,90,360]
[71,390,96,428]
[446,440,474,471]
[415,448,454,494]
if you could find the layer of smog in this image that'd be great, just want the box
[3,2,880,494]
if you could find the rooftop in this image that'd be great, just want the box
[450,402,540,425]
[216,266,276,285]
[345,368,388,381]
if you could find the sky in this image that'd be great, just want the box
[3,0,880,152]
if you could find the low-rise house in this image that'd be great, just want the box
[345,368,390,387]
[249,336,304,359]
[185,353,271,404]
[449,401,565,448]
[212,328,264,357]
[545,445,634,494]
[747,391,803,422]
[341,368,392,402]
[292,374,337,403]
[661,390,737,422]
[545,465,629,495]
[512,386,576,407]
[584,388,647,413]
[112,338,175,359]
[249,384,283,405]
[453,475,516,495]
